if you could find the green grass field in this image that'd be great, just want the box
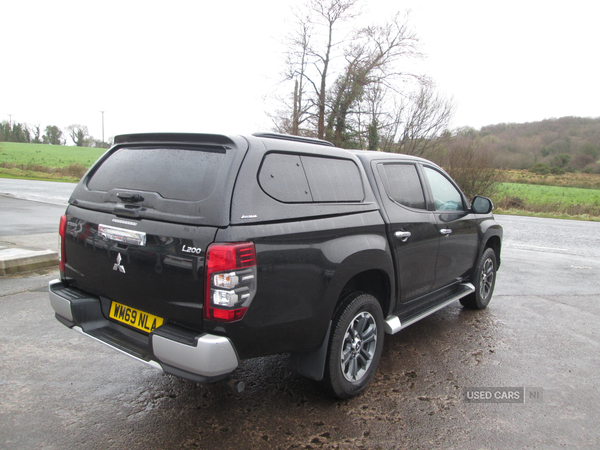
[0,142,106,167]
[0,142,106,182]
[495,182,600,207]
[493,182,600,218]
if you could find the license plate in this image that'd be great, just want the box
[109,301,164,333]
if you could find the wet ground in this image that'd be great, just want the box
[1,185,599,449]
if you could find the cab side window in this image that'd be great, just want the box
[423,166,464,211]
[378,163,426,210]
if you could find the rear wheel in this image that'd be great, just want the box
[461,247,497,310]
[321,292,384,399]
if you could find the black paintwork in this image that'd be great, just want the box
[57,132,502,367]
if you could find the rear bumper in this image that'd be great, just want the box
[48,279,239,382]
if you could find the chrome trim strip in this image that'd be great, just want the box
[72,326,162,371]
[384,283,475,335]
[98,224,146,246]
[152,333,239,378]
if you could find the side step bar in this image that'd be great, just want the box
[384,283,475,335]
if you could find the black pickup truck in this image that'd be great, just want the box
[49,132,502,398]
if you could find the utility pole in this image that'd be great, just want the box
[100,111,105,144]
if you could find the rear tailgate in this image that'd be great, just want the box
[64,207,217,331]
[61,134,248,332]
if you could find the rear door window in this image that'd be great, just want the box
[378,163,427,210]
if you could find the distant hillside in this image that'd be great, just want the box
[459,116,600,173]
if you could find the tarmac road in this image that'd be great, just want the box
[1,181,600,449]
[0,178,74,207]
[0,196,65,237]
[0,179,73,273]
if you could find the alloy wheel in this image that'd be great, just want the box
[340,311,378,382]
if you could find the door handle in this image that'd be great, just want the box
[439,228,453,236]
[395,231,412,242]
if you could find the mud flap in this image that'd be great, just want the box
[289,321,331,381]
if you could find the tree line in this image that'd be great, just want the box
[457,116,600,175]
[0,121,110,148]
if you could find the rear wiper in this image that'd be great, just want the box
[117,192,145,203]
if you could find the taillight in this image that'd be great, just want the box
[205,242,257,322]
[58,215,67,273]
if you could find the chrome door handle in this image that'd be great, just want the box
[439,228,453,236]
[395,231,412,242]
[98,224,147,246]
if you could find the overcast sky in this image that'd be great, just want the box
[2,0,599,143]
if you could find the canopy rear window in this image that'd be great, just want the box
[87,147,225,201]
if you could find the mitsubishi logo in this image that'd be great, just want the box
[113,253,126,273]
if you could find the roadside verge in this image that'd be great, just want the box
[0,233,58,276]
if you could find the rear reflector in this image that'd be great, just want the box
[58,215,67,273]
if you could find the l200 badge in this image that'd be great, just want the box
[182,245,202,254]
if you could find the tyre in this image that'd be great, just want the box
[321,292,384,399]
[461,247,497,310]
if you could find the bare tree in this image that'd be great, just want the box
[272,1,454,152]
[283,14,313,136]
[309,0,361,139]
[67,124,90,147]
[278,0,361,138]
[365,84,385,150]
[31,124,43,144]
[439,134,499,199]
[380,83,455,158]
[325,12,422,147]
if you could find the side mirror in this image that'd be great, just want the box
[471,196,493,214]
